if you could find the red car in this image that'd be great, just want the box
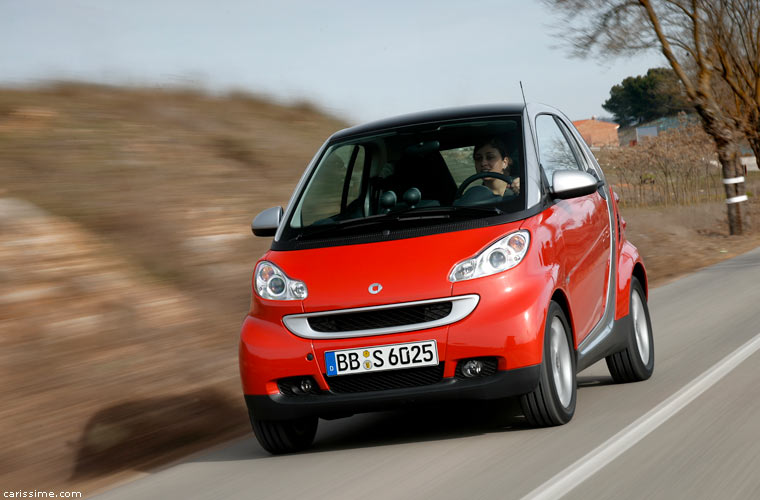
[240,104,654,454]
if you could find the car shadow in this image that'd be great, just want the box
[70,388,248,479]
[194,397,530,463]
[74,378,618,474]
[315,398,529,452]
[195,376,624,463]
[577,374,616,387]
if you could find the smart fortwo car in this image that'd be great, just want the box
[240,103,654,454]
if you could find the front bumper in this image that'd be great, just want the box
[245,364,540,420]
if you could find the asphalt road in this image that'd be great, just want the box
[97,246,760,500]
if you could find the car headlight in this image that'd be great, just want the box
[449,230,530,282]
[255,261,308,300]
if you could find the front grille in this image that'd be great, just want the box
[308,302,452,333]
[326,363,445,393]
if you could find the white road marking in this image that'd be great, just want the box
[522,332,760,500]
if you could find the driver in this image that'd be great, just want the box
[473,138,520,196]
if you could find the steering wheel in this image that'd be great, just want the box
[455,172,515,198]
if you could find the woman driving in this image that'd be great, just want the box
[473,138,520,196]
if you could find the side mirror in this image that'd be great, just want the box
[550,170,601,200]
[251,206,283,237]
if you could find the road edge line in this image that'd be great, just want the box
[522,332,760,500]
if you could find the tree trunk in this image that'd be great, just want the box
[747,133,760,175]
[715,140,745,235]
[692,104,746,235]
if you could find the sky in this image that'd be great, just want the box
[1,0,666,124]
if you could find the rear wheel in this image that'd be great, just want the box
[520,301,576,426]
[250,412,318,454]
[606,277,654,383]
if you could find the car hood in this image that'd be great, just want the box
[265,222,523,312]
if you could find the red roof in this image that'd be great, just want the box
[572,118,619,129]
[572,118,620,148]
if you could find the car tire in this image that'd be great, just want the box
[250,412,318,454]
[606,277,655,383]
[520,301,576,426]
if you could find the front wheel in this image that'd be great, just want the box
[606,277,654,383]
[250,412,318,454]
[520,301,576,426]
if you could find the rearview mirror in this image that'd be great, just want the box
[550,170,601,200]
[252,206,283,237]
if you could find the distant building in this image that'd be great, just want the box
[626,113,700,146]
[635,125,659,143]
[572,117,620,149]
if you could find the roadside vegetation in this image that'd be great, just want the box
[1,83,759,496]
[598,119,760,207]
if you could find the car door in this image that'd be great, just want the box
[535,114,611,344]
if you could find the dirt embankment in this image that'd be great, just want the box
[0,84,346,494]
[622,202,760,286]
[0,84,759,496]
[0,197,244,492]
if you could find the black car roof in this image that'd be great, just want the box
[331,103,526,140]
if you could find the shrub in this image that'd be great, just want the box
[595,120,722,207]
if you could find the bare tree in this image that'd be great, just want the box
[547,0,752,234]
[705,2,760,163]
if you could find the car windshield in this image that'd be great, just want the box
[284,117,525,240]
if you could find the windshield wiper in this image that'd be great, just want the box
[294,205,504,240]
[294,214,398,240]
[393,205,504,219]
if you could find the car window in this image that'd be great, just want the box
[440,146,475,185]
[284,117,525,241]
[298,144,366,227]
[535,114,582,183]
[556,120,601,180]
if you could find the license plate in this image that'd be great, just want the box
[325,340,438,377]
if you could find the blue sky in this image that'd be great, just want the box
[1,0,665,124]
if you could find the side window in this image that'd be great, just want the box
[556,120,600,180]
[535,114,582,183]
[299,144,366,226]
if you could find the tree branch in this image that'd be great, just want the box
[638,0,699,102]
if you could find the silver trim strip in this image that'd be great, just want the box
[283,294,480,339]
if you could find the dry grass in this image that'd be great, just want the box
[0,83,759,496]
[619,200,760,285]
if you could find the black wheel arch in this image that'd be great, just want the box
[632,262,648,299]
[550,288,576,352]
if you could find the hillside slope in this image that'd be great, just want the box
[0,84,347,493]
